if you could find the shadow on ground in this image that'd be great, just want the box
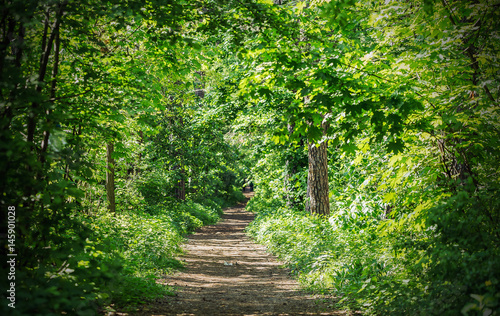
[127,193,354,316]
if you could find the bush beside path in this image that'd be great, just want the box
[124,193,353,316]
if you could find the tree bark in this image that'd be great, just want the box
[306,138,329,216]
[40,24,60,159]
[175,168,186,201]
[106,142,116,212]
[284,161,296,207]
[284,123,295,206]
[27,2,66,144]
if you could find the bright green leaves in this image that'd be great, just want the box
[235,0,426,153]
[218,1,500,315]
[319,0,357,29]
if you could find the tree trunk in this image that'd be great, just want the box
[40,24,61,161]
[284,123,295,206]
[176,171,186,201]
[135,130,143,176]
[306,139,329,216]
[106,142,116,212]
[173,163,186,201]
[27,3,66,144]
[284,159,296,206]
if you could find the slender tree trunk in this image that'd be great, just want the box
[284,123,295,205]
[106,142,116,212]
[27,2,66,144]
[175,168,186,201]
[284,161,296,206]
[173,112,186,201]
[135,130,144,176]
[40,24,60,161]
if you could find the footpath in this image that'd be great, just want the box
[130,192,348,316]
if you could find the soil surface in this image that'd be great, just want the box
[129,193,350,316]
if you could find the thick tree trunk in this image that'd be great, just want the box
[106,142,116,212]
[306,140,329,216]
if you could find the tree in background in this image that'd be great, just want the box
[243,0,500,314]
[0,1,274,314]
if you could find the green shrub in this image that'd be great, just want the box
[247,186,500,315]
[89,211,183,273]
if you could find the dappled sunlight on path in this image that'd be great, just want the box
[129,193,349,316]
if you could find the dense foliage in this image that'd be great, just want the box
[1,0,499,315]
[240,0,500,315]
[0,0,248,314]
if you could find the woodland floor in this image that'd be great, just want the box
[121,192,354,316]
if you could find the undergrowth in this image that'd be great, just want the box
[1,183,244,316]
[246,191,500,315]
[80,197,236,312]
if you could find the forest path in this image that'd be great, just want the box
[130,192,347,316]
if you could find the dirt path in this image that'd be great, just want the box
[131,193,348,316]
